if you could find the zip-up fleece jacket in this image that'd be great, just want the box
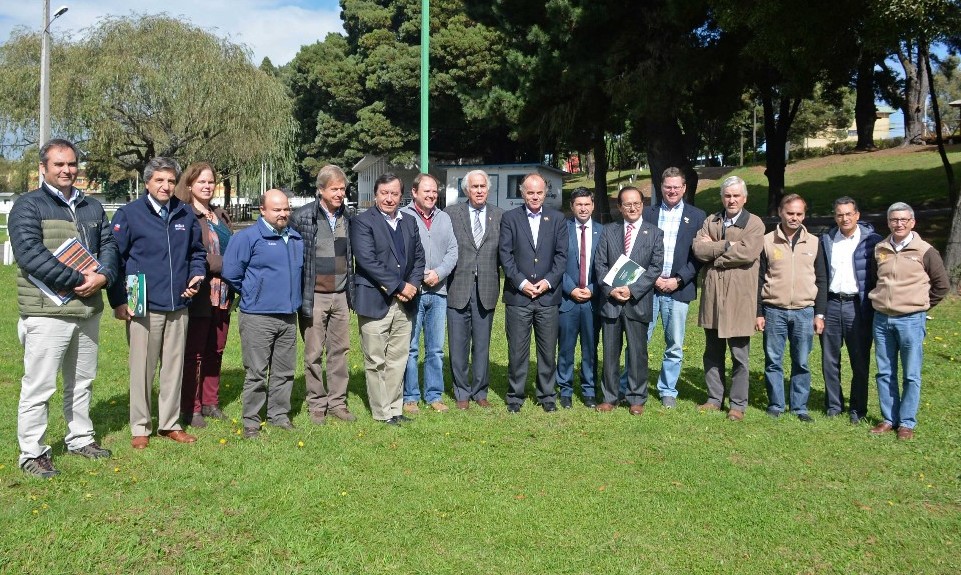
[222,218,304,315]
[869,233,949,316]
[820,222,881,318]
[757,224,827,315]
[11,185,119,318]
[107,195,207,312]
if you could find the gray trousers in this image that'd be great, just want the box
[238,312,297,428]
[505,303,559,407]
[300,291,351,414]
[703,329,751,411]
[446,284,495,401]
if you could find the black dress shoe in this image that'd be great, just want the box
[383,417,401,426]
[542,403,557,413]
[797,413,814,423]
[583,397,597,408]
[507,404,521,413]
[560,396,573,409]
[396,414,413,423]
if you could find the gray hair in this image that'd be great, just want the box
[887,202,915,219]
[316,164,347,189]
[144,157,182,182]
[719,175,747,197]
[461,169,490,193]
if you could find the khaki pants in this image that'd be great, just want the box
[127,309,188,436]
[358,301,412,421]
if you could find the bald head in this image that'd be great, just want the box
[261,188,291,229]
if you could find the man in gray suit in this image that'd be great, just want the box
[594,187,664,414]
[499,173,568,412]
[445,170,504,410]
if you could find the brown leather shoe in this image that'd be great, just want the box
[629,404,645,416]
[159,429,197,444]
[870,421,895,435]
[596,403,614,412]
[896,427,915,440]
[456,400,470,410]
[475,398,492,408]
[131,436,149,450]
[727,409,744,421]
[430,401,449,412]
[403,402,420,414]
[697,402,721,411]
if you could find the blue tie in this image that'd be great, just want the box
[159,205,169,221]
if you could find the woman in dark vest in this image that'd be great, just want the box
[175,162,234,428]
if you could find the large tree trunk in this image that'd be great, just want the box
[645,115,699,208]
[854,51,878,151]
[898,39,929,145]
[924,41,958,207]
[591,130,612,223]
[761,88,802,216]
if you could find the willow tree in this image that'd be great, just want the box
[0,15,296,195]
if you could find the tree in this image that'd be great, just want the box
[0,15,296,193]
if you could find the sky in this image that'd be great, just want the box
[0,0,345,65]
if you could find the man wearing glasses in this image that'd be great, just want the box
[868,203,948,440]
[594,187,663,414]
[693,176,765,421]
[819,197,881,424]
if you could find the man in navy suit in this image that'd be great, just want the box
[643,168,706,407]
[557,187,603,409]
[350,174,425,425]
[594,187,663,413]
[499,173,568,412]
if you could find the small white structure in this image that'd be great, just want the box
[439,163,567,210]
[352,156,435,211]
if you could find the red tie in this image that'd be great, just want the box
[624,223,634,255]
[579,224,587,288]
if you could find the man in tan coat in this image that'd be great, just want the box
[693,176,765,421]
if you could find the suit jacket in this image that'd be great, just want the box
[499,205,568,307]
[560,217,603,313]
[642,202,706,303]
[444,201,504,310]
[350,207,425,320]
[594,219,664,322]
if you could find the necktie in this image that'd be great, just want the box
[159,205,169,221]
[624,223,634,255]
[579,224,587,288]
[472,209,483,245]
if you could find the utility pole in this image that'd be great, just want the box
[40,3,68,145]
[419,0,429,172]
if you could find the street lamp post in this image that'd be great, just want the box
[40,2,68,145]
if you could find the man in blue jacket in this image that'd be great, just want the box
[109,157,207,450]
[223,189,304,438]
[819,197,882,424]
[351,174,425,426]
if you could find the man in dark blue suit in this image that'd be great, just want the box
[557,187,603,409]
[594,187,663,414]
[642,168,706,407]
[499,173,568,412]
[350,174,425,425]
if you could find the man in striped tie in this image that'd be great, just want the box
[593,187,663,414]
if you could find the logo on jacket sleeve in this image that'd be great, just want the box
[113,223,121,231]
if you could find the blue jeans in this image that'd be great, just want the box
[557,301,598,399]
[648,294,689,398]
[874,311,926,429]
[762,306,814,414]
[404,292,447,403]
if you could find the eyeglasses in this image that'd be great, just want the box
[888,218,912,224]
[620,202,642,209]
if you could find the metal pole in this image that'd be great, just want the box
[419,0,429,172]
[40,0,51,145]
[40,4,68,146]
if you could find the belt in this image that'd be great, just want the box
[828,292,858,301]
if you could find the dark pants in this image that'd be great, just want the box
[238,312,296,428]
[505,303,559,407]
[600,314,649,406]
[557,300,599,400]
[181,307,232,415]
[820,297,872,417]
[703,329,750,411]
[447,284,495,402]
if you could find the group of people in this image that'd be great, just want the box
[11,138,950,479]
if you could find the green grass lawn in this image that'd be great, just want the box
[1,260,960,574]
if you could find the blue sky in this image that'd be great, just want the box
[0,1,345,65]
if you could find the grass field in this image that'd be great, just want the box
[1,259,960,574]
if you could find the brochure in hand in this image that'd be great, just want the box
[126,273,147,317]
[28,237,102,306]
[602,254,645,288]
